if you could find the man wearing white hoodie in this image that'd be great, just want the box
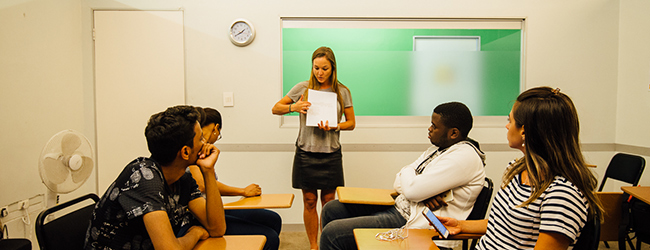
[320,102,486,250]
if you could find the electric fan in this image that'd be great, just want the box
[38,130,94,208]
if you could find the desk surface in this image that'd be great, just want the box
[354,228,440,250]
[223,193,294,210]
[621,186,650,205]
[193,235,266,250]
[337,187,396,206]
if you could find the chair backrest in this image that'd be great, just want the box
[573,210,601,250]
[35,193,99,250]
[466,177,494,220]
[598,153,646,191]
[597,192,625,241]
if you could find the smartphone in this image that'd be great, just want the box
[423,209,450,239]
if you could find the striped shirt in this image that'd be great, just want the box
[476,172,588,249]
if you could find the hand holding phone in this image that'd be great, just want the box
[423,209,450,239]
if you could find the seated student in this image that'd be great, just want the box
[84,105,226,250]
[437,87,603,249]
[320,102,486,250]
[187,107,282,250]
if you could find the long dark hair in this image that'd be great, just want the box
[503,86,602,220]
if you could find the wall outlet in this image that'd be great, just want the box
[223,92,234,107]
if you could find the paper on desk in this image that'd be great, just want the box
[306,89,337,127]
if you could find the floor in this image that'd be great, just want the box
[278,230,650,250]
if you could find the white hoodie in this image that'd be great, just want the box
[393,140,486,248]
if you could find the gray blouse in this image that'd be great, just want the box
[286,81,353,153]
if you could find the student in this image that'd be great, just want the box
[319,102,486,250]
[272,46,355,250]
[188,107,282,250]
[84,105,225,250]
[437,87,603,249]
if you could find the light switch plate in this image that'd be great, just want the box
[223,92,234,107]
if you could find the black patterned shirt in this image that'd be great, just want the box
[84,157,203,250]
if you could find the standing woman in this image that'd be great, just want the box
[436,87,602,249]
[272,46,355,250]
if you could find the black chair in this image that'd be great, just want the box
[598,153,645,192]
[0,239,31,250]
[462,177,494,250]
[628,198,650,250]
[573,210,601,250]
[598,153,645,248]
[35,194,99,250]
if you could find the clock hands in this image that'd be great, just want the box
[235,29,246,37]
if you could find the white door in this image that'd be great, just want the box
[94,11,185,194]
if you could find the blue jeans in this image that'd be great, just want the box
[320,200,407,250]
[225,209,282,250]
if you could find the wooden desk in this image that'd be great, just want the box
[354,228,440,250]
[337,187,396,206]
[621,186,650,204]
[597,192,626,241]
[354,228,483,250]
[193,235,266,250]
[223,193,294,210]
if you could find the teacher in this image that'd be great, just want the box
[272,46,355,250]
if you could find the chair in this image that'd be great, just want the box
[598,153,646,192]
[35,193,99,250]
[0,239,31,250]
[629,198,650,250]
[1,223,30,250]
[461,177,494,250]
[573,210,601,250]
[598,153,645,248]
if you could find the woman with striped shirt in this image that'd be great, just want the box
[436,87,603,249]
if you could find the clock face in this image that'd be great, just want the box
[229,20,255,46]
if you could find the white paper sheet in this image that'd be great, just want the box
[306,89,337,127]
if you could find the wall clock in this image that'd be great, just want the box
[229,19,255,47]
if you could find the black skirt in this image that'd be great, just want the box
[292,147,344,190]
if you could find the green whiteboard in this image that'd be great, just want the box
[282,28,521,116]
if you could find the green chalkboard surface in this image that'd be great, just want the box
[283,28,521,116]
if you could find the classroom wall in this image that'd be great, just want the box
[617,0,650,146]
[1,0,643,241]
[0,0,96,240]
[615,0,650,187]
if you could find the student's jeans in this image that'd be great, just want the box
[177,209,282,250]
[224,209,282,250]
[320,200,407,250]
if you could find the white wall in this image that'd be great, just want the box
[1,0,645,242]
[617,0,650,147]
[0,0,96,241]
[614,0,650,188]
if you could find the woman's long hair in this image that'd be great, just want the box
[303,46,348,110]
[502,86,602,220]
